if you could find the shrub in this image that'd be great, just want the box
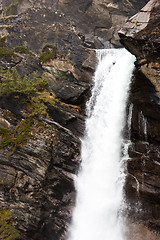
[0,67,80,154]
[0,127,12,148]
[39,44,57,63]
[14,46,32,55]
[0,69,51,154]
[0,47,17,59]
[54,72,68,81]
[0,118,33,154]
[0,36,8,47]
[42,44,57,54]
[39,52,56,63]
[0,68,48,99]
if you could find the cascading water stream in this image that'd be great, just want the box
[68,48,136,240]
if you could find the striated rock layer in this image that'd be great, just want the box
[119,0,160,238]
[0,0,150,239]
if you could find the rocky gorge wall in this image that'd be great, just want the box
[119,0,160,238]
[0,0,156,239]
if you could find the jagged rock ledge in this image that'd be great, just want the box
[119,0,160,92]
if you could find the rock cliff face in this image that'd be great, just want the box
[0,0,149,48]
[119,0,160,238]
[0,0,150,239]
[119,0,160,91]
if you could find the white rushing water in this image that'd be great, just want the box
[138,111,148,141]
[68,48,136,240]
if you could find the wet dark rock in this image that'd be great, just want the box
[47,103,85,137]
[119,0,160,234]
[0,0,151,239]
[0,96,25,120]
[47,71,90,105]
[16,55,44,78]
[135,141,149,153]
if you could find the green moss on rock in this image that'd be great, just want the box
[0,209,20,240]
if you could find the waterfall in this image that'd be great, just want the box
[143,115,148,142]
[128,103,133,140]
[138,111,148,141]
[68,48,136,240]
[122,103,133,164]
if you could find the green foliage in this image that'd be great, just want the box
[5,0,22,16]
[29,97,49,118]
[0,119,32,154]
[0,36,8,48]
[0,47,17,59]
[34,77,48,91]
[0,68,48,99]
[39,44,57,63]
[0,67,80,155]
[0,127,12,148]
[39,52,56,63]
[0,209,20,240]
[42,44,57,53]
[0,69,51,154]
[14,46,32,55]
[0,37,19,59]
[54,72,68,81]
